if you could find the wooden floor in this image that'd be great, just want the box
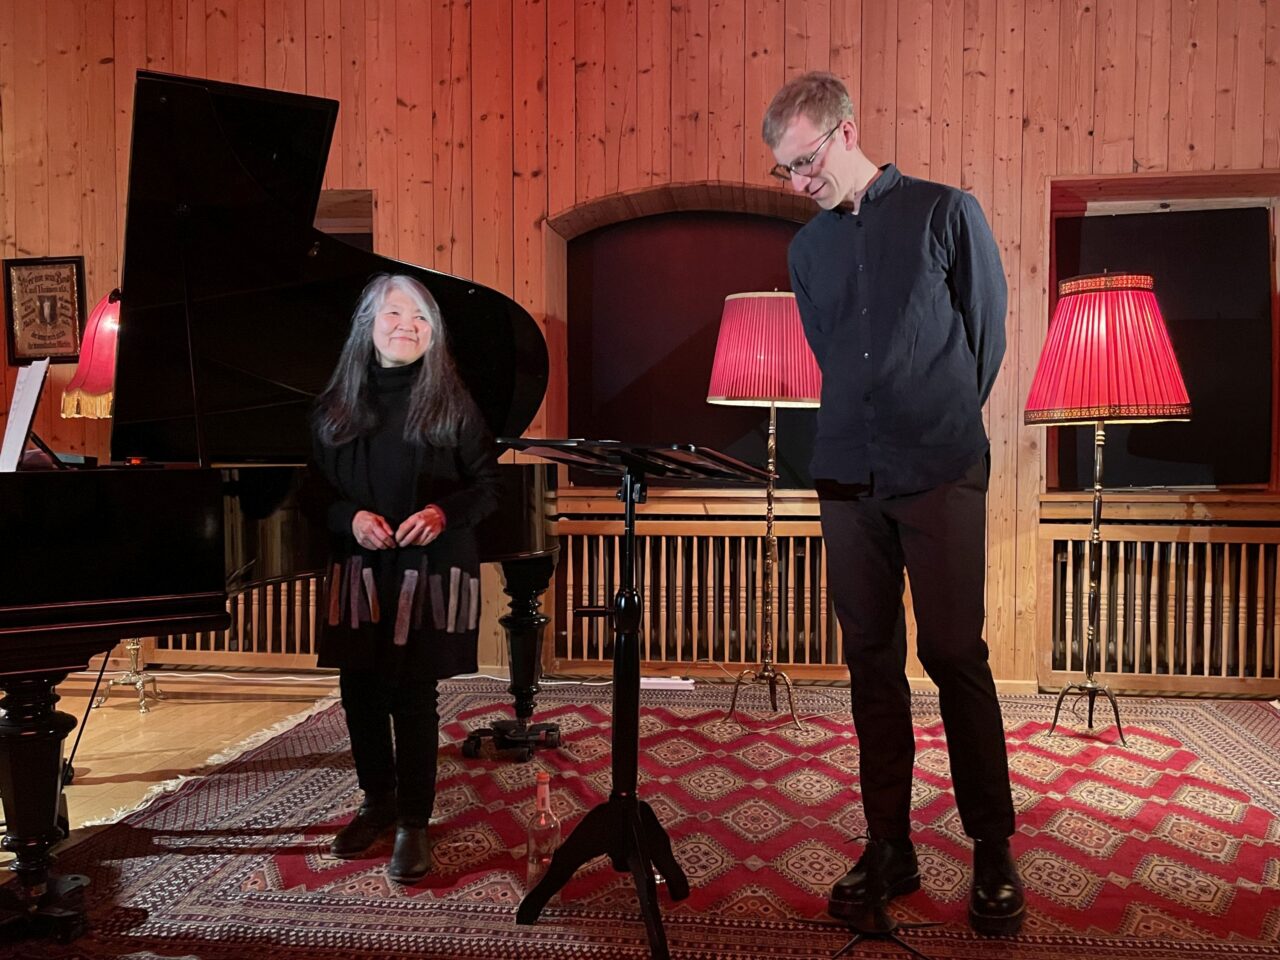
[12,670,336,841]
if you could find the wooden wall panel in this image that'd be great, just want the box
[1057,0,1095,176]
[366,0,398,258]
[1094,0,1137,174]
[1134,0,1171,171]
[265,0,308,94]
[745,0,786,186]
[2,0,1278,685]
[472,0,514,292]
[605,0,640,193]
[395,0,433,268]
[1267,0,1280,167]
[709,0,746,182]
[1170,0,1218,171]
[45,0,86,456]
[896,0,932,180]
[671,0,710,183]
[859,0,896,158]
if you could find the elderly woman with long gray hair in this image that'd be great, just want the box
[309,272,500,883]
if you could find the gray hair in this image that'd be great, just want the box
[313,273,481,447]
[761,71,854,148]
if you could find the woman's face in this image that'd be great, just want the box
[371,287,432,367]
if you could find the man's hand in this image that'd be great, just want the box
[352,510,396,550]
[396,504,446,547]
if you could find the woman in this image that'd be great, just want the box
[311,273,500,883]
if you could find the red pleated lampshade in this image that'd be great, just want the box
[60,291,120,419]
[1024,273,1191,426]
[706,292,821,408]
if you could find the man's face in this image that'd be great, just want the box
[372,287,432,367]
[771,114,853,210]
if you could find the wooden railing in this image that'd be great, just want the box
[1038,494,1280,697]
[553,520,840,675]
[152,573,322,670]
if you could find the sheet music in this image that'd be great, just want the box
[0,358,50,472]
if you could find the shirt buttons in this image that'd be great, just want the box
[860,307,868,315]
[863,352,870,359]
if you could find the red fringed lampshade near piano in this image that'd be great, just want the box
[60,290,120,420]
[706,291,822,408]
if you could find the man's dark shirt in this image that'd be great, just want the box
[788,163,1006,497]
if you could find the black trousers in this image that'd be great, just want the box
[339,669,440,826]
[818,457,1015,842]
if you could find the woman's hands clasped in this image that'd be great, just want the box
[352,505,446,549]
[351,510,396,550]
[395,504,446,547]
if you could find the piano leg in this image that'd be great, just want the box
[0,671,90,943]
[462,550,561,763]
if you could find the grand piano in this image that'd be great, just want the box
[0,71,556,938]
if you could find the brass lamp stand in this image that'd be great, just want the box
[706,290,820,732]
[726,402,803,730]
[93,638,164,713]
[1047,421,1125,745]
[1026,271,1191,748]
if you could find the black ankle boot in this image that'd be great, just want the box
[969,838,1025,936]
[388,824,430,883]
[828,837,920,920]
[330,799,396,858]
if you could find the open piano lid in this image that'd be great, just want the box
[111,71,548,465]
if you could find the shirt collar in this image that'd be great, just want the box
[834,163,900,216]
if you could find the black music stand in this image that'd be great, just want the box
[505,439,770,960]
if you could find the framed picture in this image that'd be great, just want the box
[4,255,86,365]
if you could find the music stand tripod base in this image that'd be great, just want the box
[1048,678,1126,746]
[829,900,941,960]
[503,438,769,960]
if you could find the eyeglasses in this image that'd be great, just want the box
[769,124,841,181]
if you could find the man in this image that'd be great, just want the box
[762,71,1024,936]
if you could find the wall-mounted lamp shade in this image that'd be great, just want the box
[1024,273,1190,426]
[61,291,120,419]
[706,291,821,408]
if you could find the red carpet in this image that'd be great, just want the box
[9,680,1280,959]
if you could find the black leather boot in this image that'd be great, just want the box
[387,824,431,883]
[828,837,920,920]
[969,838,1025,936]
[330,798,397,858]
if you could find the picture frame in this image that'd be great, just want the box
[4,255,86,365]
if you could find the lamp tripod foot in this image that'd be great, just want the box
[725,663,804,731]
[1048,678,1126,746]
[92,639,163,714]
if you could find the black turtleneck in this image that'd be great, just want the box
[366,358,421,524]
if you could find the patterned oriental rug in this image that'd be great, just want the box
[8,680,1280,960]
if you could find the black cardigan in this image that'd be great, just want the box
[309,360,501,678]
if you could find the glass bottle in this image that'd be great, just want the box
[525,770,561,892]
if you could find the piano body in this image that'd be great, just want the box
[0,71,555,937]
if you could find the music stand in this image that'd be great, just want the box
[505,439,770,960]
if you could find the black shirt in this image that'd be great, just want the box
[788,164,1006,496]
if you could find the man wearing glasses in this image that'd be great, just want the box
[762,71,1023,936]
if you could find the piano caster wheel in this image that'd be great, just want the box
[514,747,534,763]
[461,735,485,759]
[543,730,561,750]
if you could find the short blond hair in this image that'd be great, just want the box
[761,71,854,148]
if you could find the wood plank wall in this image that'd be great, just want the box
[2,0,1277,686]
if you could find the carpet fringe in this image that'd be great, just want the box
[78,694,340,828]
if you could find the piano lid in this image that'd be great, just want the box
[111,71,548,466]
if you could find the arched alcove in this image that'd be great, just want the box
[540,182,814,436]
